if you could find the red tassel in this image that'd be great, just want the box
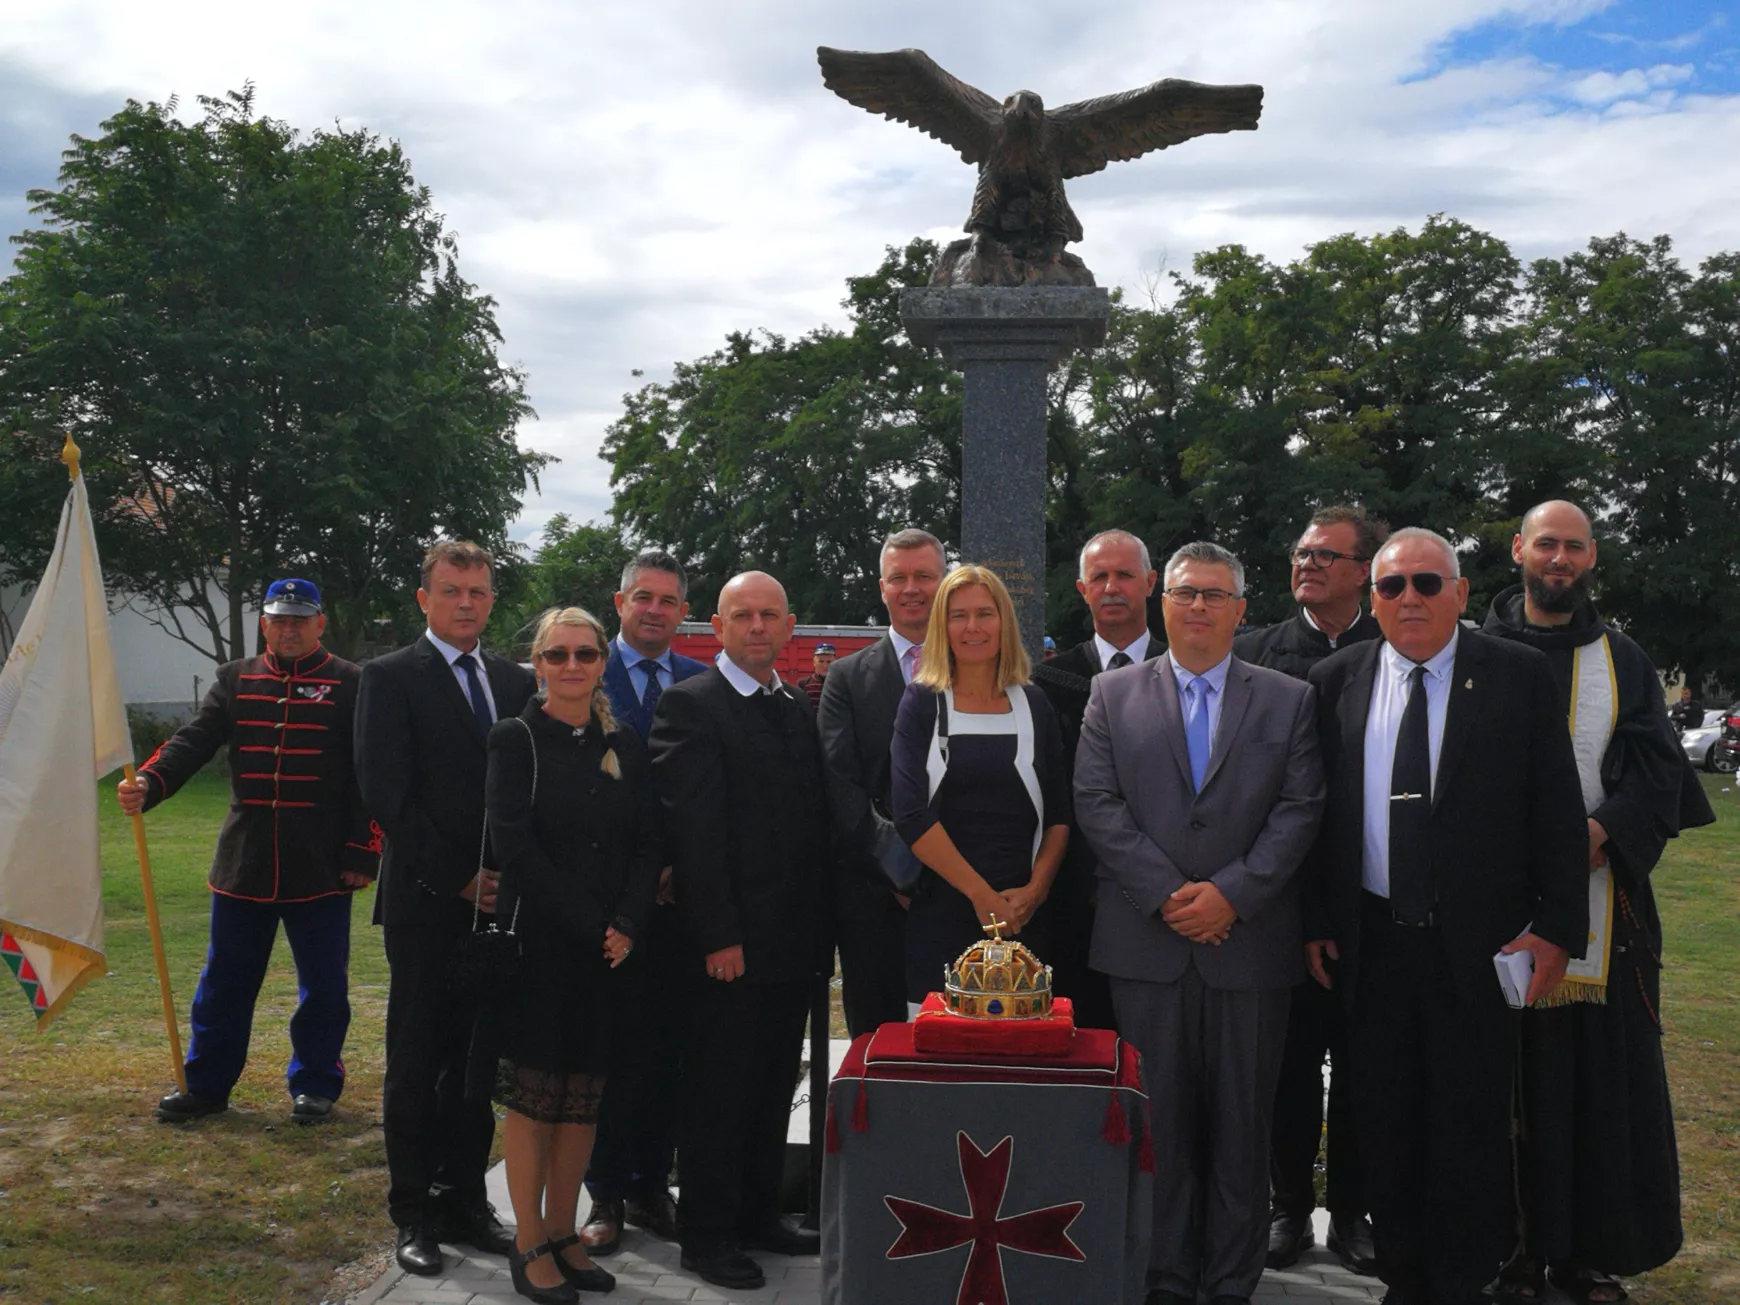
[851,1083,869,1133]
[824,1098,841,1154]
[1102,1091,1130,1145]
[1137,1120,1156,1174]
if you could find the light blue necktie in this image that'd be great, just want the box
[1184,677,1214,792]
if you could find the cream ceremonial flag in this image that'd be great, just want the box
[0,450,132,1027]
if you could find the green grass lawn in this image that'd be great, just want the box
[0,770,1735,1303]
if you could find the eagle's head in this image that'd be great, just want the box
[1001,90,1045,129]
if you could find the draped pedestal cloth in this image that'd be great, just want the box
[821,1020,1154,1305]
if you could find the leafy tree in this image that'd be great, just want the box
[491,514,632,659]
[604,239,958,622]
[1523,235,1740,683]
[0,86,542,661]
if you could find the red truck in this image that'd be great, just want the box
[670,622,884,680]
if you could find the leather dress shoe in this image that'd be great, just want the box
[290,1093,334,1121]
[623,1189,678,1241]
[154,1090,227,1123]
[580,1196,624,1255]
[681,1245,765,1290]
[395,1224,444,1276]
[745,1213,820,1256]
[1328,1211,1378,1276]
[437,1199,515,1255]
[1266,1208,1315,1268]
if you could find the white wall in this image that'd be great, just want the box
[2,577,254,717]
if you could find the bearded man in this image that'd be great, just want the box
[1483,500,1714,1305]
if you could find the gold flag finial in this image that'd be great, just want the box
[60,433,82,481]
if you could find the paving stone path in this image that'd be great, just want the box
[350,1189,1410,1305]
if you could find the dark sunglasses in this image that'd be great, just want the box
[1373,572,1449,600]
[538,646,604,665]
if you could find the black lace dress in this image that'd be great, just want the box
[484,700,661,1123]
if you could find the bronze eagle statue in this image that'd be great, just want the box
[817,47,1263,286]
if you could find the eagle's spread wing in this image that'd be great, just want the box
[1047,80,1263,179]
[817,47,1002,164]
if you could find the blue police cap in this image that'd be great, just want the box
[1043,635,1056,651]
[263,578,323,617]
[815,642,837,655]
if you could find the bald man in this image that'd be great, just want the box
[649,571,830,1290]
[1483,501,1714,1303]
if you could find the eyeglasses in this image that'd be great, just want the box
[1292,547,1365,568]
[1373,572,1449,600]
[537,646,604,665]
[1163,586,1239,608]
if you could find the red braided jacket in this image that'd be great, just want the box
[138,647,380,901]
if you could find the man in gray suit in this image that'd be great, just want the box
[1076,541,1326,1305]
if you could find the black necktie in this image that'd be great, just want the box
[454,652,493,739]
[1388,664,1433,924]
[1108,651,1132,669]
[640,662,664,716]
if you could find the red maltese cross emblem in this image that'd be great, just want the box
[884,1131,1085,1305]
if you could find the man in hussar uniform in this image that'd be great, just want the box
[119,578,378,1124]
[1483,500,1714,1305]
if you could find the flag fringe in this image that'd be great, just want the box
[0,917,105,967]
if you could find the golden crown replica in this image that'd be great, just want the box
[943,918,1054,1020]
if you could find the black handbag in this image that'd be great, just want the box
[451,717,534,992]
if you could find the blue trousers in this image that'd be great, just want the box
[184,891,353,1102]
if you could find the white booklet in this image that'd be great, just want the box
[1494,936,1535,1009]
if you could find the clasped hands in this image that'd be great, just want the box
[1161,880,1235,946]
[973,883,1046,934]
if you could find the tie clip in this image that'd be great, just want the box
[1391,792,1424,802]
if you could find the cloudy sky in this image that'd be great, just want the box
[3,0,1736,542]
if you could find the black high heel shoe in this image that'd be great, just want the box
[507,1240,579,1303]
[548,1233,618,1294]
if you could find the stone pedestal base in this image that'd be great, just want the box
[901,286,1111,659]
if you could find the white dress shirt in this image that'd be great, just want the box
[1361,631,1459,898]
[715,650,785,697]
[426,628,498,723]
[1094,629,1152,670]
[617,635,674,701]
[1168,650,1232,748]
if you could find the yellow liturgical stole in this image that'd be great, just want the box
[1544,635,1618,1006]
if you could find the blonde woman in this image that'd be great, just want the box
[485,607,661,1300]
[890,566,1071,1009]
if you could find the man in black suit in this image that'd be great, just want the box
[1234,505,1385,1275]
[356,541,537,1277]
[651,570,831,1291]
[580,549,710,1254]
[817,527,945,1038]
[1033,528,1162,1030]
[1304,527,1587,1305]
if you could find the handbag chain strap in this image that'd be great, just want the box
[472,717,537,936]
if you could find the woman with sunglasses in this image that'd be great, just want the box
[485,607,662,1300]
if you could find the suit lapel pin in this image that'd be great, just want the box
[1464,679,1473,690]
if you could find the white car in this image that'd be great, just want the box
[1680,708,1734,773]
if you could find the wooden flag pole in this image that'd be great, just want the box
[123,765,187,1095]
[62,436,186,1094]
